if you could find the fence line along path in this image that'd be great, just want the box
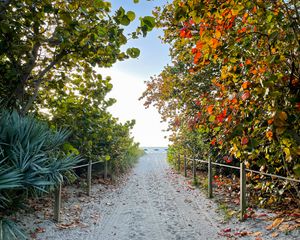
[181,155,300,221]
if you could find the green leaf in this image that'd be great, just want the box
[209,115,215,122]
[141,16,156,29]
[127,11,136,21]
[213,127,220,132]
[60,12,72,24]
[120,16,131,26]
[126,47,140,58]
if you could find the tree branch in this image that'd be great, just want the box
[21,50,67,114]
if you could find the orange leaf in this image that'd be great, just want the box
[194,51,202,64]
[245,59,252,65]
[199,26,205,37]
[211,38,219,49]
[231,98,238,104]
[242,13,249,23]
[265,218,284,230]
[251,69,258,75]
[226,114,232,122]
[215,29,221,39]
[196,41,204,50]
[266,131,273,140]
[207,105,214,114]
[242,81,250,89]
[267,119,273,125]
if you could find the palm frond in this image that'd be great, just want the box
[0,218,27,240]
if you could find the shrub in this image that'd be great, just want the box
[0,110,81,239]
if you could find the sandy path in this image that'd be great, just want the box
[88,151,224,240]
[21,149,299,239]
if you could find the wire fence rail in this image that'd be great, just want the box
[53,160,107,222]
[53,156,300,222]
[179,155,300,221]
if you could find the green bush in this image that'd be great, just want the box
[0,110,81,239]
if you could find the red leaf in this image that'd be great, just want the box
[241,137,249,145]
[241,90,250,100]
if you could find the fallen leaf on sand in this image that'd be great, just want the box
[271,232,279,237]
[252,231,262,237]
[56,222,80,230]
[240,231,249,236]
[265,218,284,230]
[228,210,236,216]
[223,228,231,232]
[288,223,300,231]
[256,213,268,218]
[35,227,45,233]
[279,223,290,232]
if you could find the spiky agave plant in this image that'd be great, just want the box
[0,110,81,239]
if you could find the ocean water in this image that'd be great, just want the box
[142,147,168,153]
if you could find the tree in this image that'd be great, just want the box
[0,0,155,113]
[34,60,142,175]
[142,0,300,205]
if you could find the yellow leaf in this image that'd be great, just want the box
[280,55,286,61]
[283,147,291,161]
[215,30,221,39]
[282,138,291,147]
[231,9,239,15]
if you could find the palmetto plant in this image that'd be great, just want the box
[0,110,81,239]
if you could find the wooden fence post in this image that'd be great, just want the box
[104,159,108,179]
[208,157,213,198]
[192,158,196,182]
[240,162,246,221]
[177,154,181,173]
[87,160,92,196]
[184,154,187,177]
[54,182,62,222]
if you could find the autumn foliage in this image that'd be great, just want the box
[142,0,299,205]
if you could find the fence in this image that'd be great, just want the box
[53,160,108,222]
[53,156,300,222]
[177,155,300,221]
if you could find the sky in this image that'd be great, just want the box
[99,0,171,147]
